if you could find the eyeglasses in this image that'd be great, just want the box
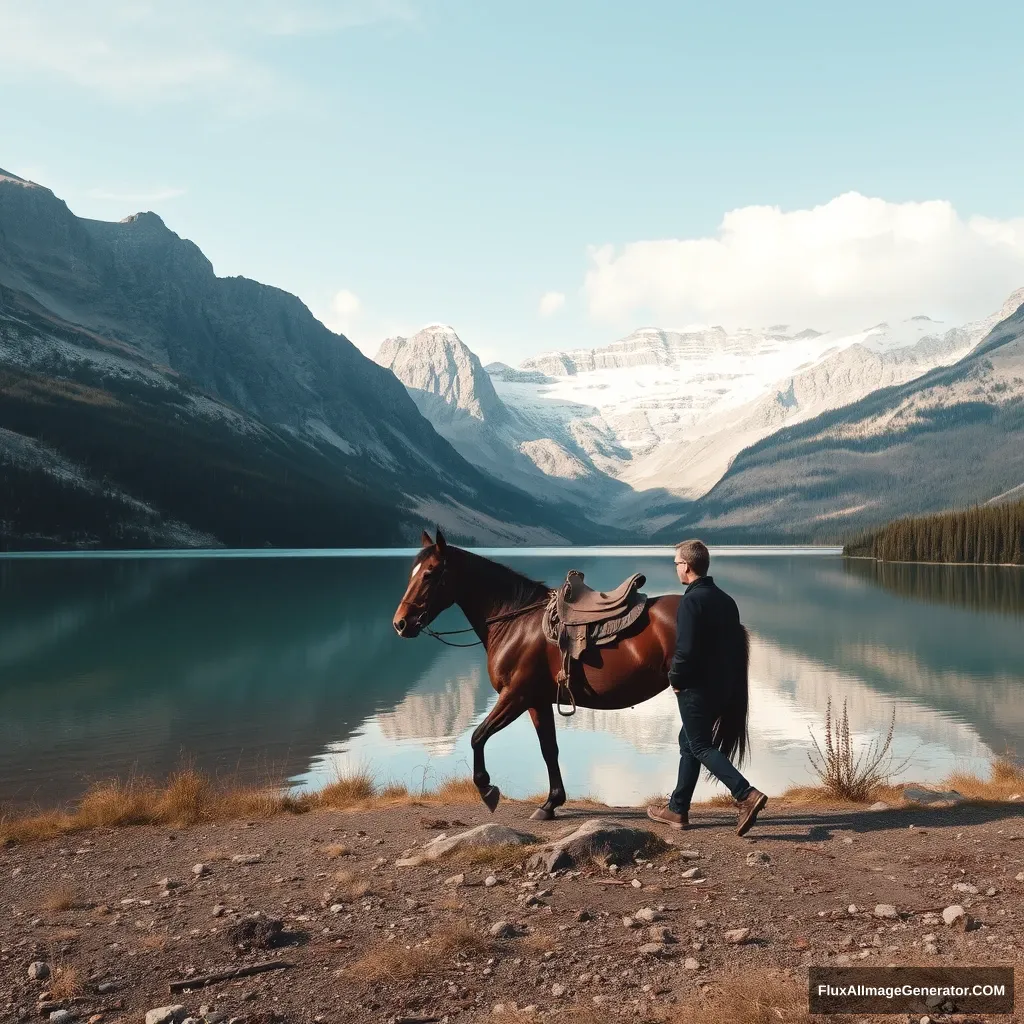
[674,561,687,567]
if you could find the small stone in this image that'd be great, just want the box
[942,905,968,928]
[484,875,498,888]
[575,909,592,922]
[683,957,700,970]
[952,882,978,894]
[48,1012,73,1024]
[1016,872,1024,882]
[680,866,703,879]
[28,961,50,981]
[869,801,889,811]
[551,983,566,998]
[842,837,855,844]
[193,863,210,877]
[329,903,344,914]
[96,982,116,994]
[634,907,661,922]
[648,925,675,943]
[622,916,639,929]
[986,887,997,896]
[630,878,642,888]
[145,1007,187,1024]
[848,904,858,915]
[230,854,261,865]
[873,904,899,919]
[638,942,669,956]
[677,849,701,859]
[489,920,516,938]
[724,927,751,944]
[157,877,180,890]
[445,873,465,887]
[212,905,227,918]
[745,851,771,867]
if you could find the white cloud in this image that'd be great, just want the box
[327,289,362,334]
[538,290,566,317]
[0,0,416,110]
[584,192,1024,331]
[86,186,186,204]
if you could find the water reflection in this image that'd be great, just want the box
[0,551,1021,808]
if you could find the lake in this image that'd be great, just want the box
[1,547,1022,810]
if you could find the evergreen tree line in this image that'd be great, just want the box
[843,499,1024,565]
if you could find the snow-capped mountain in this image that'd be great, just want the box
[377,292,1022,533]
[375,325,631,504]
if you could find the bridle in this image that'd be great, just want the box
[410,556,550,648]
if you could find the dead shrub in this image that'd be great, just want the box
[42,884,77,913]
[347,922,491,983]
[48,964,84,1000]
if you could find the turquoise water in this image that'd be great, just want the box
[0,548,1021,809]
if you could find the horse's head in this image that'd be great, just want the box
[393,528,456,638]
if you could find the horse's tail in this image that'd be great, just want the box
[712,622,750,766]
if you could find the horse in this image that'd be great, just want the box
[391,529,751,820]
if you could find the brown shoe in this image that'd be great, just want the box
[646,803,689,830]
[735,788,767,836]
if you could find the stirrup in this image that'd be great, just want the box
[556,673,576,717]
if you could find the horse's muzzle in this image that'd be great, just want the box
[393,615,421,638]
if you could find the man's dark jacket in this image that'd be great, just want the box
[668,575,742,693]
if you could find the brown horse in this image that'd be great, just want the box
[392,529,750,820]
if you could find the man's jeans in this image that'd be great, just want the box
[668,686,752,814]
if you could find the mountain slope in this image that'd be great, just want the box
[375,325,632,504]
[650,298,1024,542]
[0,169,606,548]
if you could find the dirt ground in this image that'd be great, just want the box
[2,797,1023,1023]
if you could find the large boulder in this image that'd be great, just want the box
[525,818,666,873]
[395,823,538,867]
[903,786,965,806]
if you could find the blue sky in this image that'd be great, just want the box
[3,0,1024,362]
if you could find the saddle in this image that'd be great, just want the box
[543,569,647,716]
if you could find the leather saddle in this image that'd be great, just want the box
[543,569,647,716]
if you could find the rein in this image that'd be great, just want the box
[424,597,550,647]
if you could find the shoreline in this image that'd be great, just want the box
[842,554,1024,568]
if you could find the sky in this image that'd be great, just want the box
[3,0,1024,363]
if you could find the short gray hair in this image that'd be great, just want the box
[675,539,709,576]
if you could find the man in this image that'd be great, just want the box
[647,539,767,836]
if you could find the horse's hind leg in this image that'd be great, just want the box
[528,703,566,820]
[471,687,529,812]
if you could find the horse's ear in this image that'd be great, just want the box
[420,530,433,548]
[435,527,447,552]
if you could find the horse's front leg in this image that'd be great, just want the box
[528,701,566,820]
[471,685,529,812]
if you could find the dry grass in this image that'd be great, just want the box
[667,969,854,1024]
[694,792,736,808]
[137,933,168,952]
[0,765,483,845]
[944,757,1024,801]
[42,884,78,913]
[48,964,84,1001]
[346,922,492,983]
[443,841,534,871]
[807,698,911,802]
[320,843,352,859]
[331,869,373,900]
[776,782,906,808]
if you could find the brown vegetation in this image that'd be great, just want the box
[346,922,492,983]
[48,963,84,1001]
[41,884,78,913]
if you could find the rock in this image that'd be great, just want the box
[489,920,516,938]
[230,854,261,865]
[484,875,498,887]
[193,863,210,877]
[848,904,859,915]
[680,866,703,879]
[445,873,466,887]
[634,907,661,922]
[942,905,973,929]
[746,851,771,867]
[903,786,964,806]
[648,925,676,943]
[575,909,592,922]
[873,904,899,919]
[48,1012,72,1024]
[638,942,671,957]
[28,961,49,981]
[145,1008,187,1024]
[622,916,639,928]
[525,818,666,873]
[212,905,227,917]
[684,956,700,969]
[1009,793,1022,801]
[396,824,538,867]
[631,878,642,888]
[677,850,700,859]
[551,983,566,998]
[96,982,116,994]
[868,802,889,811]
[724,927,751,944]
[952,882,978,894]
[329,904,344,913]
[986,887,997,896]
[225,913,285,951]
[157,877,180,890]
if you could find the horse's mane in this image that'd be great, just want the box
[453,546,550,615]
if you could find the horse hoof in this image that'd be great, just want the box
[530,806,555,821]
[482,785,501,812]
